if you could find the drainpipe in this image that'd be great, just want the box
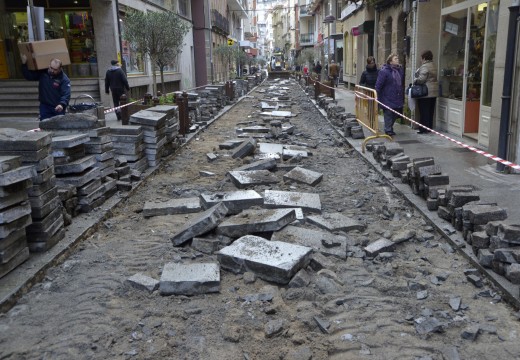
[207,0,214,84]
[497,0,520,172]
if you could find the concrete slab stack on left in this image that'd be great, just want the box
[0,128,65,253]
[0,155,35,278]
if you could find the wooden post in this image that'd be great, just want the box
[182,92,189,134]
[152,96,160,106]
[314,79,319,101]
[176,92,186,136]
[143,93,152,105]
[120,94,129,125]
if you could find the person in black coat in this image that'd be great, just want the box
[105,60,130,120]
[359,56,378,89]
[314,61,322,80]
[21,55,71,121]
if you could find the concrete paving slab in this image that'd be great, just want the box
[219,139,245,150]
[231,138,257,159]
[228,170,279,189]
[271,225,349,259]
[306,213,366,233]
[129,110,168,127]
[263,190,321,214]
[0,202,32,224]
[54,155,96,175]
[200,190,263,214]
[364,238,396,257]
[0,128,52,151]
[126,273,159,294]
[217,235,312,284]
[238,125,270,134]
[283,166,323,186]
[159,262,220,295]
[217,208,296,237]
[0,156,22,174]
[170,202,229,246]
[235,158,277,172]
[143,197,201,218]
[51,134,90,149]
[0,166,36,187]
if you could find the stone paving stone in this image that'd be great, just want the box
[449,192,480,208]
[219,139,245,150]
[263,190,321,214]
[0,156,22,174]
[51,134,90,149]
[462,203,507,225]
[143,197,202,218]
[506,263,520,284]
[159,262,220,296]
[0,201,32,224]
[0,228,27,263]
[235,158,277,172]
[364,238,395,257]
[200,190,263,214]
[39,113,100,130]
[0,164,36,187]
[27,226,65,252]
[54,155,97,175]
[217,208,296,238]
[283,167,323,186]
[228,170,279,189]
[498,224,520,243]
[130,110,168,127]
[231,138,257,159]
[493,248,520,264]
[0,128,52,151]
[0,214,31,239]
[55,167,100,188]
[306,213,366,233]
[170,202,229,246]
[271,225,349,259]
[239,125,270,134]
[191,237,220,254]
[0,247,29,279]
[217,235,312,284]
[282,148,309,160]
[126,273,160,294]
[478,249,493,268]
[206,153,218,161]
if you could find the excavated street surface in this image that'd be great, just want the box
[1,79,520,360]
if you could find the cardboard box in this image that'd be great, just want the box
[18,38,71,71]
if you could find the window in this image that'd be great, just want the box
[178,0,189,17]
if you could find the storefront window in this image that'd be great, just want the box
[481,0,499,106]
[121,39,145,75]
[439,10,467,99]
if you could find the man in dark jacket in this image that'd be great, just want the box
[21,55,71,121]
[105,60,130,120]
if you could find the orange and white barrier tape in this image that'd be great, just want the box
[354,91,520,171]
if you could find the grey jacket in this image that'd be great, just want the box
[414,60,438,98]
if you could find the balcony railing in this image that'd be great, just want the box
[211,9,229,35]
[300,33,314,45]
[300,5,313,17]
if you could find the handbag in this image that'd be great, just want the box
[410,83,428,98]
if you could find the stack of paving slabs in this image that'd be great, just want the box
[109,125,147,172]
[479,224,520,284]
[147,105,180,157]
[52,134,116,214]
[187,92,201,131]
[196,85,224,124]
[129,110,168,167]
[0,156,34,277]
[38,113,115,181]
[0,129,65,252]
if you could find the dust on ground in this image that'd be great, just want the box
[1,80,520,360]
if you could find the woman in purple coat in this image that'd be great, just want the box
[375,53,404,136]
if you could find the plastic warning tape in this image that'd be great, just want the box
[354,91,520,171]
[103,99,141,114]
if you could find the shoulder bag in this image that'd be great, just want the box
[410,83,428,98]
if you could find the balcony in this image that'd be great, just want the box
[300,33,314,46]
[227,0,248,20]
[211,9,229,35]
[299,5,313,18]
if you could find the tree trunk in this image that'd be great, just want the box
[151,55,157,96]
[160,67,165,95]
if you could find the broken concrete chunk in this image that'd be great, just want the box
[170,202,229,246]
[231,138,257,159]
[263,190,321,214]
[466,274,483,288]
[235,158,277,172]
[217,235,312,284]
[306,213,366,233]
[364,238,395,257]
[283,166,323,186]
[415,317,443,335]
[217,208,296,238]
[449,296,461,311]
[159,262,220,296]
[461,325,480,341]
[126,273,159,294]
[143,197,201,218]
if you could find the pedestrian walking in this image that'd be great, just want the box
[328,60,340,87]
[375,53,404,136]
[359,56,378,89]
[105,59,130,121]
[20,55,71,121]
[413,50,438,134]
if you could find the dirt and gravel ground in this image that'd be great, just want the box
[1,79,520,360]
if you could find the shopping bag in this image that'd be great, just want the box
[408,87,416,112]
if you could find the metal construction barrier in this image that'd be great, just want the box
[354,85,392,152]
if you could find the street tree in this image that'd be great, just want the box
[214,44,248,78]
[123,10,190,95]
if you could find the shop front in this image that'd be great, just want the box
[437,0,499,148]
[0,0,97,79]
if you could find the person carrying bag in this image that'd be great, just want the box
[413,50,438,134]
